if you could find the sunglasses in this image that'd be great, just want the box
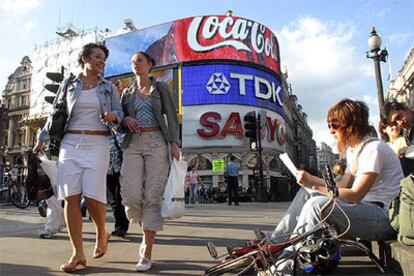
[327,122,341,130]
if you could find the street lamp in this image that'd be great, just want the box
[366,26,388,114]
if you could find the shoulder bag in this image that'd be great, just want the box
[48,73,75,141]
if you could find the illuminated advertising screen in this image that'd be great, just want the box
[182,105,286,151]
[181,64,283,117]
[104,15,280,78]
[104,22,177,78]
[174,15,280,75]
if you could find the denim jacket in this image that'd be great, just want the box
[38,74,124,143]
[120,79,180,148]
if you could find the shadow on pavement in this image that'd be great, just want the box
[165,220,274,231]
[0,263,57,276]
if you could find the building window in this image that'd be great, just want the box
[188,156,212,171]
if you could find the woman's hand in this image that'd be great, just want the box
[296,170,313,188]
[101,112,118,125]
[171,142,181,161]
[122,116,140,133]
[33,141,45,155]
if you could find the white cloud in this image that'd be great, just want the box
[1,0,41,17]
[23,19,35,31]
[389,32,414,48]
[273,17,379,146]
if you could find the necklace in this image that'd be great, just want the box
[82,76,99,89]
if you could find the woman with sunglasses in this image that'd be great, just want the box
[269,99,404,274]
[119,51,180,272]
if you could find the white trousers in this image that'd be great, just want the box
[58,134,110,203]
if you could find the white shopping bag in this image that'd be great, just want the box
[161,158,187,219]
[38,155,59,194]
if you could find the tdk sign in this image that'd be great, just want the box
[182,64,283,117]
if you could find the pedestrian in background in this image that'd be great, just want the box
[225,156,241,206]
[332,162,346,182]
[33,43,123,273]
[119,51,180,272]
[107,134,129,238]
[188,165,202,204]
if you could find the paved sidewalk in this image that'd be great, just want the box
[0,201,395,275]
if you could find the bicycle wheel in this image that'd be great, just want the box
[9,183,30,209]
[205,255,255,276]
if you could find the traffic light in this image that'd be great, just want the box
[44,69,65,104]
[244,111,257,150]
[44,68,65,156]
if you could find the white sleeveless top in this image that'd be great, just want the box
[67,87,108,131]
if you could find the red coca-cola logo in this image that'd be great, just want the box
[174,16,280,75]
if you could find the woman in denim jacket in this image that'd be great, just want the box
[120,51,180,272]
[34,43,123,273]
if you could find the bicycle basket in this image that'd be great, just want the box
[297,238,341,274]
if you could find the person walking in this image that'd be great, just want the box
[33,43,123,273]
[225,156,241,206]
[119,51,180,272]
[107,134,129,237]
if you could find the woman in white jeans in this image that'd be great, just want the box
[34,43,123,273]
[270,99,404,274]
[120,51,180,272]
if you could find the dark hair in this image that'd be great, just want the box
[326,99,370,157]
[379,119,389,142]
[382,101,408,121]
[78,43,109,68]
[367,125,378,138]
[332,162,346,176]
[229,156,236,161]
[132,51,155,67]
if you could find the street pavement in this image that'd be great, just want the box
[0,201,396,275]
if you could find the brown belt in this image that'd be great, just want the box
[140,126,161,133]
[66,130,110,136]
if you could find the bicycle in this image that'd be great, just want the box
[8,177,30,209]
[204,165,385,276]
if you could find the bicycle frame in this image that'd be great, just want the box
[204,165,385,275]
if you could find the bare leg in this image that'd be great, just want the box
[142,230,156,259]
[85,196,109,258]
[63,194,85,262]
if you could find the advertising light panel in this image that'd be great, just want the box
[182,64,283,117]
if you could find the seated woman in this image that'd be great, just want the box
[269,99,404,274]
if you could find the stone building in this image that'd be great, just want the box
[316,142,336,172]
[386,47,414,109]
[1,56,34,173]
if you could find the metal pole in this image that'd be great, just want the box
[373,54,385,114]
[257,114,267,202]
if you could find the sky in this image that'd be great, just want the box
[1,0,413,151]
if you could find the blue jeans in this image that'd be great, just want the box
[189,183,198,204]
[268,187,397,244]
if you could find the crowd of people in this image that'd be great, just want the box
[32,42,413,274]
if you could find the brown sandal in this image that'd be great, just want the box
[60,259,86,273]
[93,233,110,258]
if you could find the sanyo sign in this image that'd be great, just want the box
[182,64,284,117]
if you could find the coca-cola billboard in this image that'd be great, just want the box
[174,16,280,75]
[104,15,280,78]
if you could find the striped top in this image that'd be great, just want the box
[134,94,160,128]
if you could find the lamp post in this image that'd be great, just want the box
[366,26,388,114]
